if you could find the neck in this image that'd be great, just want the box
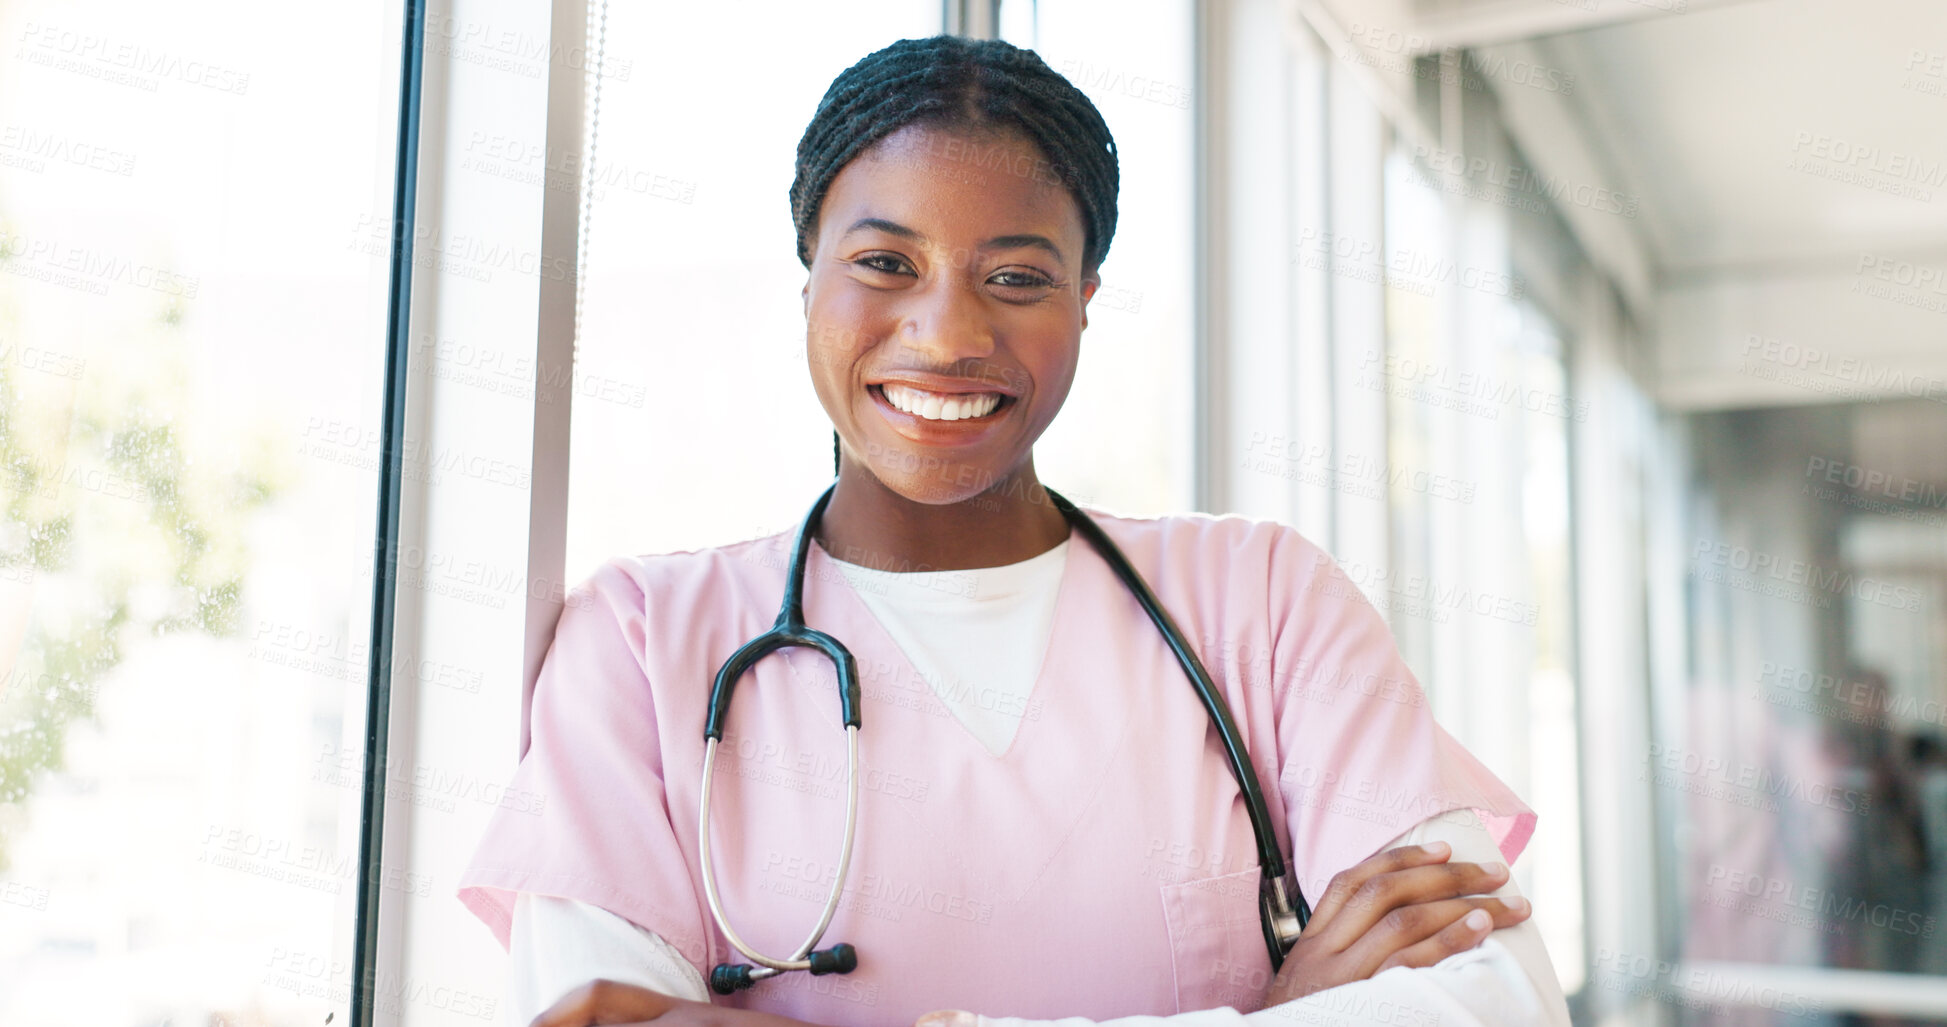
[814,458,1071,572]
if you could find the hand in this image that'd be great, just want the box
[529,979,824,1027]
[1261,841,1532,1006]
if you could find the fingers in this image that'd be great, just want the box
[1314,857,1514,948]
[1303,842,1454,935]
[529,979,678,1027]
[1365,897,1533,974]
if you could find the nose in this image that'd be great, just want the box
[894,272,997,371]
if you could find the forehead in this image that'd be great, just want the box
[822,123,1085,245]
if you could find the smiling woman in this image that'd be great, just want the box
[457,33,1568,1027]
[805,120,1092,564]
[787,33,1118,565]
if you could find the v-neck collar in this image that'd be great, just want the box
[760,507,1147,903]
[784,526,1079,760]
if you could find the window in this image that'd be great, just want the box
[565,1,946,583]
[0,2,404,1022]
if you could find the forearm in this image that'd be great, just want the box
[506,891,711,1025]
[504,812,1569,1027]
[936,811,1568,1027]
[931,934,1544,1027]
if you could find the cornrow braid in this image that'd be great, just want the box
[797,36,1122,479]
[790,35,1120,275]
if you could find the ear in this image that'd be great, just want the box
[1078,272,1101,332]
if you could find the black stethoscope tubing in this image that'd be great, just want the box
[701,482,1310,994]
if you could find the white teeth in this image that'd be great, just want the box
[881,383,1004,421]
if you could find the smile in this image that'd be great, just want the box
[865,381,1018,447]
[878,383,1007,421]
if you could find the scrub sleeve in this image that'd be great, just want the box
[455,561,715,973]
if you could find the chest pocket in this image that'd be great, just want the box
[1158,867,1275,1013]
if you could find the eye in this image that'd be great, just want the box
[852,253,914,276]
[989,268,1054,290]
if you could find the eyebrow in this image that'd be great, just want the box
[840,218,1066,264]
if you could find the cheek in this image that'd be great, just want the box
[1022,323,1083,402]
[806,287,893,362]
[804,302,866,395]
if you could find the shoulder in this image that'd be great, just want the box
[1077,505,1397,672]
[1077,503,1335,583]
[562,526,797,617]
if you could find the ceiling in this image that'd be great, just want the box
[1519,0,1947,280]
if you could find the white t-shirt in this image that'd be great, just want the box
[501,542,1570,1026]
[825,536,1069,757]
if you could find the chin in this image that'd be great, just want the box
[858,451,1006,507]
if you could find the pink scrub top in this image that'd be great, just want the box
[457,507,1535,1023]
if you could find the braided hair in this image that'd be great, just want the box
[792,36,1121,477]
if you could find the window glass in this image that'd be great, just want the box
[0,1,402,1022]
[1681,399,1947,986]
[565,1,942,583]
[998,0,1195,516]
[1382,142,1586,996]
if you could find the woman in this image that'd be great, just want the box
[459,35,1568,1027]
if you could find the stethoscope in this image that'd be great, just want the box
[699,482,1311,994]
